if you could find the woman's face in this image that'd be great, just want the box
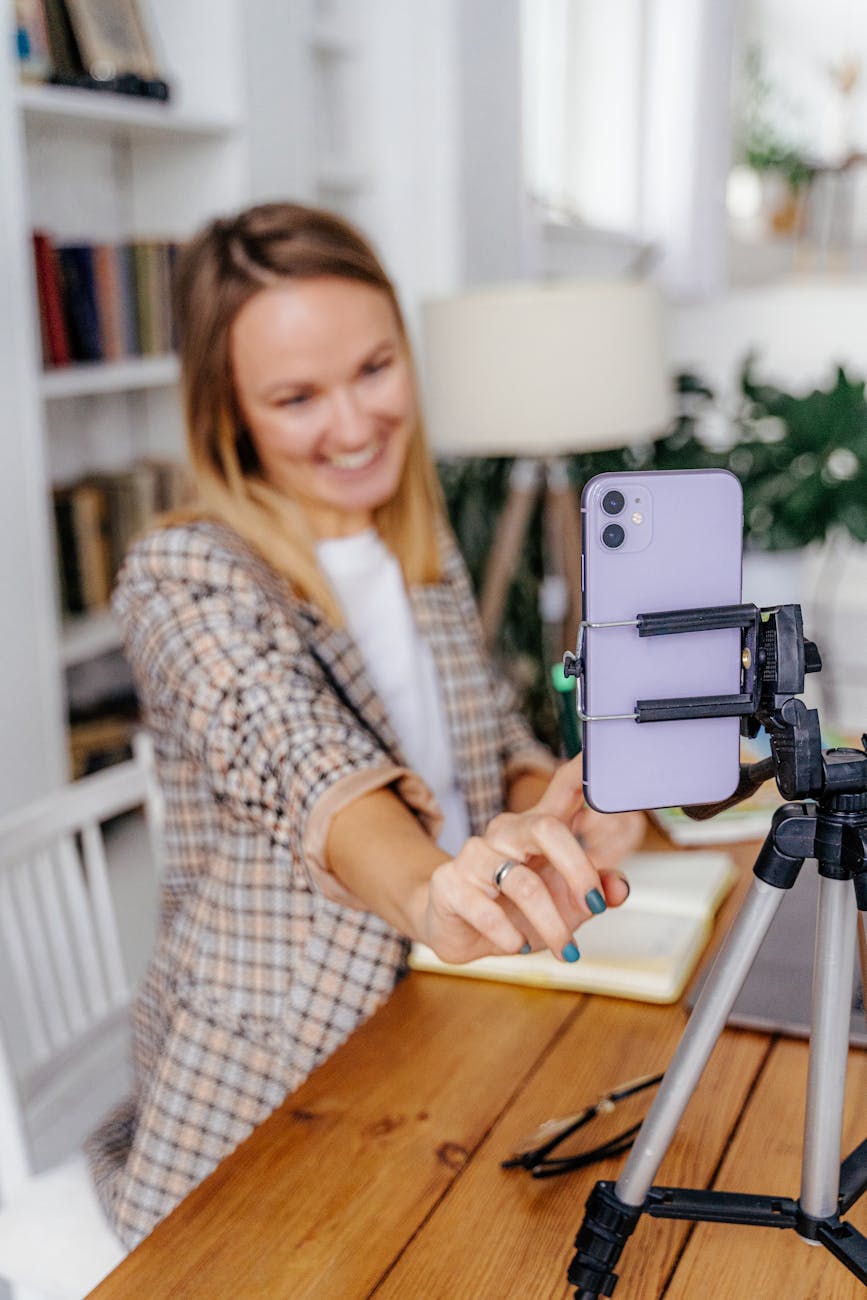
[230,276,417,538]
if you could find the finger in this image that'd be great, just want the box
[599,869,631,908]
[429,861,526,955]
[574,809,645,871]
[496,862,580,960]
[534,755,585,822]
[503,812,605,915]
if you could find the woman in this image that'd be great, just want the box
[86,202,643,1247]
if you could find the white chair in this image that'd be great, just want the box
[0,735,162,1300]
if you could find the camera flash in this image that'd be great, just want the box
[631,511,644,525]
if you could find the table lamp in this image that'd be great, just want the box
[421,278,672,663]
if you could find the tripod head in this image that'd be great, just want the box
[683,602,867,819]
[564,599,867,819]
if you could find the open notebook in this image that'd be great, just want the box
[410,851,737,1005]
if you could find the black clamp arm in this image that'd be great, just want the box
[563,602,761,725]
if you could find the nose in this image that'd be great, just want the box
[329,386,369,448]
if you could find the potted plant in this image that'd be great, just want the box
[438,363,867,743]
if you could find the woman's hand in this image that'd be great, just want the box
[422,756,632,965]
[571,803,646,873]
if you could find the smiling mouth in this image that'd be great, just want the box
[324,439,384,471]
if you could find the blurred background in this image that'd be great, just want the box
[4,0,867,810]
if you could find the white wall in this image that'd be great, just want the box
[669,277,867,394]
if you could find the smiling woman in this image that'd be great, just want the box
[82,200,643,1253]
[230,277,416,538]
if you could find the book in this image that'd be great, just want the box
[86,464,160,576]
[92,244,126,361]
[53,487,84,613]
[651,800,778,846]
[53,481,112,612]
[409,850,738,1005]
[57,243,102,361]
[15,0,53,82]
[115,242,139,355]
[32,231,70,366]
[131,240,160,355]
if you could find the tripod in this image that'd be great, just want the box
[563,602,867,1298]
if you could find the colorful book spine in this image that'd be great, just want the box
[92,244,125,361]
[53,459,191,616]
[57,243,102,362]
[32,232,182,368]
[32,230,70,366]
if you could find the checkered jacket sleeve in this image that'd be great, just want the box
[113,524,431,893]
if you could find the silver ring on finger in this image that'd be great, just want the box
[493,858,521,892]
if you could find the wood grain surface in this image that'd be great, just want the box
[87,841,867,1300]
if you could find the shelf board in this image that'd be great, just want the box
[60,608,121,668]
[41,355,180,400]
[18,83,240,140]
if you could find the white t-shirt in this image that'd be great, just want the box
[316,529,471,856]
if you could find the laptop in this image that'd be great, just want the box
[687,865,866,1048]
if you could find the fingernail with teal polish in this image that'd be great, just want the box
[562,942,581,963]
[585,888,607,914]
[520,942,532,954]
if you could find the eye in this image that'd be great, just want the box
[361,354,392,378]
[279,391,312,408]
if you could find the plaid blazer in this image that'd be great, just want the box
[85,519,554,1248]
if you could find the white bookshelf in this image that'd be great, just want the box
[0,0,257,809]
[17,82,240,139]
[1,0,454,810]
[41,355,180,400]
[59,609,122,669]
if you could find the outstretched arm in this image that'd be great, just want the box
[327,755,633,965]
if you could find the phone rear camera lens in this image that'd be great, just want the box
[602,489,626,515]
[602,523,625,549]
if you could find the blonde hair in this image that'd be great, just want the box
[171,201,445,623]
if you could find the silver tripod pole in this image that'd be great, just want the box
[800,876,858,1222]
[616,876,786,1206]
[615,871,860,1216]
[859,912,867,1034]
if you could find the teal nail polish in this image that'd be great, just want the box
[585,888,607,915]
[520,942,532,954]
[562,941,581,963]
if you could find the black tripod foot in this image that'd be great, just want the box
[567,1181,644,1298]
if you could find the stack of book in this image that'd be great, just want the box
[32,231,180,367]
[53,457,192,615]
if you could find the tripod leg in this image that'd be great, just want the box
[800,877,859,1222]
[858,909,867,1034]
[478,459,541,649]
[615,877,787,1206]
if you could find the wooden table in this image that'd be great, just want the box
[89,843,867,1299]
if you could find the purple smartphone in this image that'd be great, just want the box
[580,469,743,813]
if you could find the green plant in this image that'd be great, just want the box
[438,363,867,742]
[736,363,867,549]
[737,46,815,191]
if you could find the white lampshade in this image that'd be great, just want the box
[421,279,672,457]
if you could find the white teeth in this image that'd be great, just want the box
[326,443,380,470]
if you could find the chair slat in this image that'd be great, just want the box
[0,741,159,1196]
[81,823,128,1003]
[55,835,110,1018]
[14,862,72,1050]
[0,873,51,1062]
[1,868,60,1058]
[32,847,88,1034]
